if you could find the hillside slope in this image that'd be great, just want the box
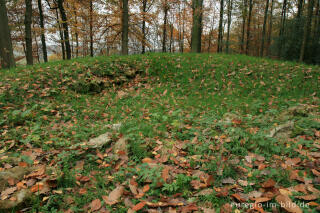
[0,54,319,212]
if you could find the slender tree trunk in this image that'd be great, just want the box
[89,0,93,57]
[226,0,233,53]
[217,0,224,52]
[56,9,65,60]
[266,0,274,56]
[121,0,129,55]
[0,0,15,68]
[278,0,287,57]
[191,0,203,53]
[180,2,185,53]
[141,0,147,54]
[245,0,253,55]
[24,0,33,65]
[169,24,173,52]
[240,0,247,53]
[162,0,168,52]
[260,0,269,56]
[297,0,304,18]
[58,0,71,59]
[73,6,79,57]
[300,0,315,62]
[38,0,47,62]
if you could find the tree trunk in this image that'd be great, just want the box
[217,0,224,53]
[141,0,147,54]
[240,0,247,53]
[89,0,93,57]
[300,0,315,62]
[121,0,129,55]
[58,0,71,59]
[73,5,79,57]
[260,0,269,57]
[278,0,287,57]
[297,0,304,18]
[162,0,168,53]
[38,0,48,62]
[245,0,253,55]
[0,0,15,68]
[266,0,274,56]
[226,0,233,53]
[191,0,203,53]
[24,0,33,65]
[169,24,173,52]
[56,9,65,60]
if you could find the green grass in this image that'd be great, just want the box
[0,53,319,212]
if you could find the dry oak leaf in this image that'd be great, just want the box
[275,194,302,213]
[220,203,232,213]
[254,197,272,203]
[102,185,124,205]
[181,203,198,213]
[90,199,102,212]
[132,201,146,211]
[261,179,276,188]
[1,187,17,200]
[295,194,319,201]
[30,182,44,193]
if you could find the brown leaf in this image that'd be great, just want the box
[216,187,229,197]
[295,194,319,201]
[203,208,215,213]
[181,203,198,213]
[311,169,320,177]
[7,178,15,186]
[231,193,247,202]
[129,178,138,195]
[161,166,170,183]
[132,201,146,211]
[254,197,272,203]
[142,184,150,193]
[30,182,44,193]
[293,184,308,194]
[90,199,101,212]
[26,165,46,178]
[220,203,232,213]
[142,158,154,163]
[102,185,124,205]
[1,187,17,200]
[79,188,87,195]
[261,179,276,188]
[285,158,301,167]
[275,194,302,213]
[75,161,84,170]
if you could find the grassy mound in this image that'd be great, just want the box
[0,53,319,212]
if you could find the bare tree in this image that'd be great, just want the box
[0,0,15,68]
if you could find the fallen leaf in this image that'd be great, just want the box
[1,187,17,200]
[255,197,271,203]
[261,179,276,188]
[295,194,319,201]
[142,184,150,193]
[275,194,302,213]
[102,185,124,205]
[132,201,146,211]
[161,166,170,183]
[220,203,232,213]
[90,199,101,212]
[203,208,215,213]
[181,203,198,213]
[7,178,15,186]
[30,182,44,193]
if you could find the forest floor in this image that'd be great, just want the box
[0,53,320,213]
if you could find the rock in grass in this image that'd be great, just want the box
[86,132,112,148]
